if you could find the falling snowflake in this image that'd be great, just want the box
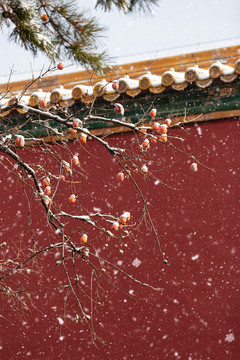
[132,258,141,268]
[225,333,235,343]
[57,317,64,325]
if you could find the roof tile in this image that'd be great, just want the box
[1,58,239,118]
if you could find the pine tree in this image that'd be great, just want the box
[0,0,158,73]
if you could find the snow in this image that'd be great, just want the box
[211,61,235,75]
[93,79,108,93]
[118,76,139,90]
[196,126,202,135]
[139,72,163,87]
[191,254,199,261]
[225,333,235,342]
[73,84,92,94]
[57,317,64,325]
[163,69,186,84]
[186,65,210,80]
[132,258,142,268]
[36,33,52,48]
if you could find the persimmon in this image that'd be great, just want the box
[159,134,167,143]
[116,172,124,182]
[164,118,171,127]
[41,14,48,22]
[190,163,198,173]
[43,177,50,188]
[80,133,87,144]
[72,119,81,128]
[160,124,168,134]
[142,139,149,148]
[57,62,64,70]
[141,165,148,174]
[151,138,157,143]
[15,135,25,147]
[114,103,124,116]
[72,155,79,166]
[44,186,51,195]
[69,128,77,134]
[112,222,119,231]
[149,108,157,117]
[40,99,47,108]
[80,234,88,243]
[140,127,147,133]
[112,82,119,91]
[152,122,160,132]
[125,212,130,221]
[119,214,127,225]
[60,175,65,181]
[69,194,76,204]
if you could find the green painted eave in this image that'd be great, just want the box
[1,79,240,138]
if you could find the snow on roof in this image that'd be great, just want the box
[0,58,239,117]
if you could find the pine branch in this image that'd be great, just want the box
[129,0,159,12]
[95,0,159,13]
[46,1,110,72]
[1,0,56,59]
[0,0,159,72]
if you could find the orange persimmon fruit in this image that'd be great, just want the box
[57,62,64,70]
[72,155,79,166]
[41,14,48,22]
[141,165,148,174]
[116,172,124,182]
[119,215,127,225]
[164,118,171,127]
[112,82,119,91]
[190,163,198,173]
[160,124,168,134]
[112,222,119,231]
[80,133,87,144]
[159,134,167,143]
[149,109,157,117]
[69,128,77,134]
[40,99,47,108]
[72,119,80,128]
[15,135,25,147]
[43,177,50,188]
[152,122,160,132]
[80,234,88,243]
[69,194,76,204]
[142,139,149,148]
[44,186,51,195]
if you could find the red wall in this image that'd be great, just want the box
[0,119,239,359]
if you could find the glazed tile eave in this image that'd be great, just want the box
[1,46,240,130]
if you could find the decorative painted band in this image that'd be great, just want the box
[1,77,239,140]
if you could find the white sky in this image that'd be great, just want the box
[0,0,239,82]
